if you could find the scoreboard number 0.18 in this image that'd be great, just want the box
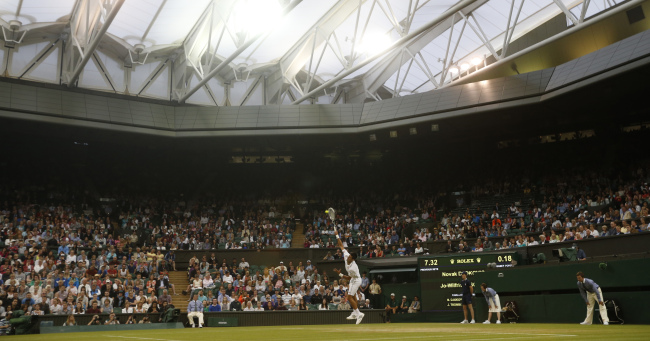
[497,255,513,262]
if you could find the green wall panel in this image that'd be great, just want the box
[473,258,650,293]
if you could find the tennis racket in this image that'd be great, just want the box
[326,207,336,221]
[326,207,337,234]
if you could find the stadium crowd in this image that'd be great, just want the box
[0,150,649,329]
[181,256,380,313]
[302,164,650,255]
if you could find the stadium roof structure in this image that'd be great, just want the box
[0,0,630,108]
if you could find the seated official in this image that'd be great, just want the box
[187,294,204,328]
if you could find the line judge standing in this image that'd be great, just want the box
[460,271,475,324]
[576,271,609,325]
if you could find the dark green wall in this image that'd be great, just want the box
[378,283,421,308]
[28,310,386,334]
[470,257,650,324]
[474,258,650,292]
[472,291,650,324]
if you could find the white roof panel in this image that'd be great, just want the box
[19,0,75,24]
[0,0,622,106]
[108,0,164,46]
[145,0,212,46]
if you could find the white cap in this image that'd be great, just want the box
[390,293,395,296]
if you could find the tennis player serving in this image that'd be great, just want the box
[329,208,364,324]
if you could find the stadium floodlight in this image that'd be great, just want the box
[448,66,459,74]
[460,63,470,72]
[471,57,482,66]
[357,33,392,57]
[233,0,283,36]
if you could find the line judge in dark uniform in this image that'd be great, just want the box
[460,271,475,324]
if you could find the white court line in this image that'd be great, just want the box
[342,336,449,341]
[341,336,574,341]
[443,338,575,341]
[456,332,578,337]
[278,328,577,338]
[103,335,183,341]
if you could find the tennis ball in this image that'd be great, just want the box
[325,210,329,213]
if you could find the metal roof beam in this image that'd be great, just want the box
[292,0,482,104]
[170,0,235,101]
[264,0,367,104]
[179,0,302,103]
[344,0,488,103]
[63,0,125,87]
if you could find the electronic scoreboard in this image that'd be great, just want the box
[418,252,518,312]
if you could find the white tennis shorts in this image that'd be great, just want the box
[348,278,361,296]
[488,294,502,313]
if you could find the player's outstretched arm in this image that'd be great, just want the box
[335,231,345,250]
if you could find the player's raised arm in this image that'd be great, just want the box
[336,230,344,250]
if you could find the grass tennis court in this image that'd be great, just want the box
[10,323,650,341]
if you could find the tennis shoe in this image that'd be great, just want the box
[356,312,365,325]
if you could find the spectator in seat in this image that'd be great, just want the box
[87,315,102,326]
[408,296,420,313]
[398,296,410,314]
[230,298,242,311]
[338,296,351,311]
[165,250,176,271]
[288,300,298,311]
[275,300,288,311]
[385,293,398,323]
[105,313,120,325]
[298,298,307,311]
[576,244,587,261]
[208,298,221,312]
[159,289,172,306]
[31,303,45,315]
[445,240,457,253]
[73,302,85,314]
[101,298,113,314]
[63,314,77,326]
[243,301,255,311]
[86,300,101,314]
